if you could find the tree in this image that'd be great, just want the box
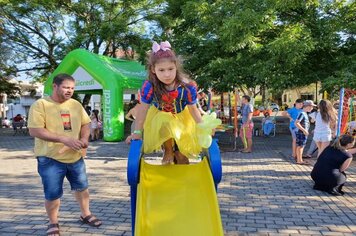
[0,0,164,81]
[321,1,356,96]
[0,78,21,99]
[158,0,355,102]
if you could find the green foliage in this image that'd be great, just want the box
[0,78,21,98]
[158,0,356,96]
[0,0,164,81]
[1,0,355,98]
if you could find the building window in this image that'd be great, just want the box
[301,94,314,101]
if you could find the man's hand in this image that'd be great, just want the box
[80,138,89,149]
[60,136,84,150]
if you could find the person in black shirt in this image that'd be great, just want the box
[311,134,354,196]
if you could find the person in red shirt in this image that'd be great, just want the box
[13,114,24,122]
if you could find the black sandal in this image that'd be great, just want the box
[80,214,102,227]
[47,223,60,236]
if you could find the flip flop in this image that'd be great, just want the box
[296,162,310,165]
[47,223,60,236]
[80,215,102,227]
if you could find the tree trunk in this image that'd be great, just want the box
[261,85,266,105]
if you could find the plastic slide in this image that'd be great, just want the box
[128,140,224,236]
[135,158,223,236]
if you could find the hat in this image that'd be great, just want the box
[303,100,317,107]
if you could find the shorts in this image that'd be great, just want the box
[313,132,332,142]
[289,127,297,139]
[37,156,89,201]
[240,122,254,139]
[295,132,307,147]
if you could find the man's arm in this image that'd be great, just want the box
[247,112,253,124]
[29,128,84,150]
[29,128,64,143]
[79,123,90,148]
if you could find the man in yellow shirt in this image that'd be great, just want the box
[28,74,102,236]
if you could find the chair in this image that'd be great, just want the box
[12,121,28,136]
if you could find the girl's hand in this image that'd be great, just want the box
[125,135,132,144]
[303,131,309,136]
[131,133,142,140]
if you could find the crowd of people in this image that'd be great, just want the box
[283,98,353,196]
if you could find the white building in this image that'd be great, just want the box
[0,79,43,120]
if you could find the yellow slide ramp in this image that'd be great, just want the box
[134,158,224,236]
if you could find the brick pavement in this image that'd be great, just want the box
[0,128,355,236]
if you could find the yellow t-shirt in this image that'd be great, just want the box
[28,97,91,163]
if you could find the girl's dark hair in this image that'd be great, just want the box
[332,134,355,150]
[128,99,140,110]
[147,47,189,99]
[318,99,336,124]
[92,109,99,121]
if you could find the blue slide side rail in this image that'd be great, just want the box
[127,140,142,235]
[208,139,222,190]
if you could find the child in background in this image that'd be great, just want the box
[282,99,304,159]
[262,112,274,136]
[294,100,316,165]
[131,41,220,164]
[90,109,101,141]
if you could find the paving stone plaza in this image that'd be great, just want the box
[0,129,355,236]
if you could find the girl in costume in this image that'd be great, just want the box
[131,41,220,164]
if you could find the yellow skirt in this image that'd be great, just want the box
[143,106,202,158]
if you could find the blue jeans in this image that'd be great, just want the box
[37,156,88,201]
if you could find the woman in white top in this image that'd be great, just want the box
[312,100,337,157]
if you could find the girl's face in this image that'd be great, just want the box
[152,60,177,86]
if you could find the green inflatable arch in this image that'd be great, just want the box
[44,49,146,141]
